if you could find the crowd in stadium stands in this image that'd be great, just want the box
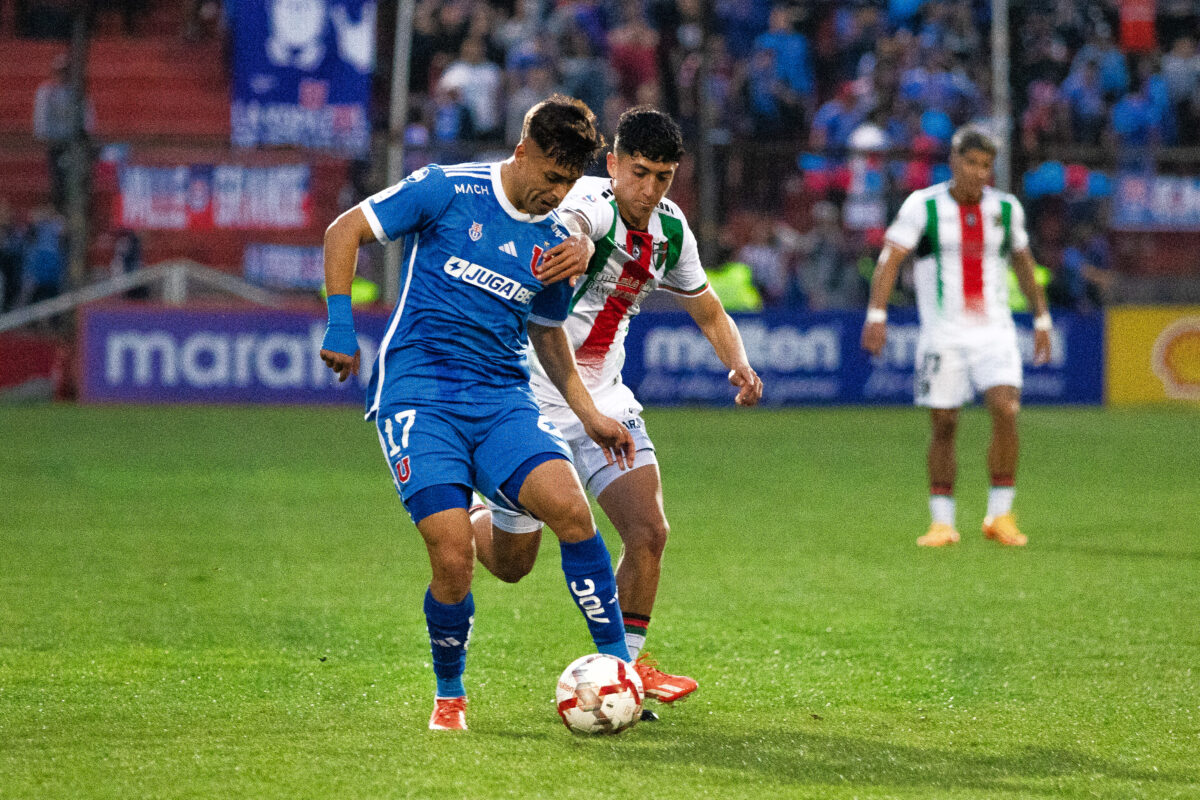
[3,0,1196,313]
[386,0,1192,310]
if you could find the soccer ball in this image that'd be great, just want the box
[555,653,643,735]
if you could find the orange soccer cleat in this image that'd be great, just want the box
[983,513,1027,546]
[633,654,698,703]
[917,522,961,547]
[429,696,468,730]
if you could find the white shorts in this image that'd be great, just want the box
[914,331,1022,409]
[489,381,657,534]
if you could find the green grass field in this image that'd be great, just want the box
[1,405,1197,799]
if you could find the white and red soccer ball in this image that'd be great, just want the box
[555,654,643,735]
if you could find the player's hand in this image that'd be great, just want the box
[729,364,763,406]
[1033,329,1052,366]
[537,233,594,286]
[320,348,361,383]
[861,321,887,356]
[583,414,636,471]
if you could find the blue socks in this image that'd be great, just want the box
[424,588,473,698]
[560,532,632,661]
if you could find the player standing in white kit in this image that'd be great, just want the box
[861,126,1053,547]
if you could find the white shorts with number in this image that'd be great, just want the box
[488,380,657,534]
[914,329,1022,409]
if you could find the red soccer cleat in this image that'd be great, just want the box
[429,696,468,730]
[633,654,698,703]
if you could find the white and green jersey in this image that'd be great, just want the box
[528,176,709,398]
[885,182,1029,340]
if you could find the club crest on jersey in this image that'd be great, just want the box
[468,221,483,241]
[395,456,411,484]
[529,245,545,276]
[652,240,669,267]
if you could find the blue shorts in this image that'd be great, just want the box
[374,394,571,523]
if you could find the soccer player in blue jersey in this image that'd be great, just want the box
[317,95,637,731]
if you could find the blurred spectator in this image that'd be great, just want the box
[18,204,65,307]
[0,199,25,312]
[1071,25,1129,100]
[809,81,862,153]
[1161,35,1200,110]
[1060,59,1105,145]
[496,0,544,56]
[558,27,611,127]
[506,59,562,146]
[796,200,860,310]
[1021,79,1073,154]
[438,38,503,140]
[33,54,94,213]
[608,0,659,105]
[751,4,815,111]
[1049,222,1112,312]
[109,229,148,301]
[744,47,788,138]
[736,215,794,307]
[1109,75,1163,165]
[707,253,763,312]
[431,85,473,144]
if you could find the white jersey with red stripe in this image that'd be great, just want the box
[885,182,1029,342]
[527,176,710,402]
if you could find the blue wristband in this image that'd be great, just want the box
[322,294,358,356]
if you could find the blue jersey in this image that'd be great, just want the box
[359,162,573,418]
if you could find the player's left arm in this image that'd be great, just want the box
[1011,247,1053,366]
[527,322,635,469]
[537,210,595,286]
[677,288,763,406]
[1006,198,1052,366]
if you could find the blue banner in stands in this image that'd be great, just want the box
[229,0,375,154]
[1111,174,1200,231]
[79,307,1104,406]
[619,309,1104,406]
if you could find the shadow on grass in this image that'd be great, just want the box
[545,725,1196,796]
[1037,542,1200,563]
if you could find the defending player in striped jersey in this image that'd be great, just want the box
[470,107,763,712]
[861,125,1052,548]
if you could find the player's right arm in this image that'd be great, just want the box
[527,322,635,470]
[319,206,376,382]
[861,191,923,357]
[319,166,455,382]
[860,243,910,357]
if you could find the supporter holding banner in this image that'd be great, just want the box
[229,0,375,154]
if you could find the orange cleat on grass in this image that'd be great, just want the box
[983,513,1027,546]
[429,696,468,730]
[633,654,698,703]
[917,522,961,547]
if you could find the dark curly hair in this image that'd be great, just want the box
[521,94,606,174]
[614,106,685,164]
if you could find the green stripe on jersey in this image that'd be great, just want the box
[999,199,1012,259]
[924,197,943,309]
[570,201,619,312]
[659,211,685,276]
